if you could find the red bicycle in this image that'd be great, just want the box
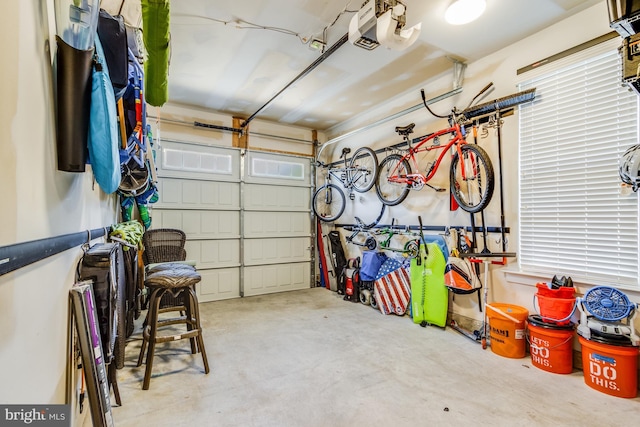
[375,84,495,213]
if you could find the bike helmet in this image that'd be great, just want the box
[619,144,640,191]
[118,157,150,197]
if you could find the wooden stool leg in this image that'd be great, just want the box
[188,287,210,374]
[137,287,162,367]
[142,288,164,390]
[184,290,197,354]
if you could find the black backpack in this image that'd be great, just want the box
[328,231,347,295]
[97,9,129,97]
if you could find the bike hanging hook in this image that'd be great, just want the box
[82,230,92,252]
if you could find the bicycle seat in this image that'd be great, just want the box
[340,147,351,158]
[395,123,415,136]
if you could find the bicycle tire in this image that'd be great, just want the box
[313,183,346,222]
[349,147,378,193]
[404,240,419,258]
[450,144,495,213]
[375,154,412,206]
[365,236,377,250]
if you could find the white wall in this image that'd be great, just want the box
[324,2,639,322]
[0,0,118,408]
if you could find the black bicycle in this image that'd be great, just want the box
[313,147,378,222]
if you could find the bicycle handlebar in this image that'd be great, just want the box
[421,82,494,120]
[463,82,494,112]
[421,89,448,119]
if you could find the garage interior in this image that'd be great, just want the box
[2,1,640,426]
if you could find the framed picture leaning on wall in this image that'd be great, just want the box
[69,280,114,427]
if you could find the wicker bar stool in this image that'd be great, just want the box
[142,229,194,310]
[137,264,210,389]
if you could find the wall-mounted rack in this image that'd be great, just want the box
[0,227,110,276]
[335,223,509,234]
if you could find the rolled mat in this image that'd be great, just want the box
[55,36,93,172]
[142,0,170,106]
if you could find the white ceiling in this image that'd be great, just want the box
[107,0,604,130]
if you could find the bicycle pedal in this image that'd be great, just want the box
[349,193,355,201]
[426,183,446,192]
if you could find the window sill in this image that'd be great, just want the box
[502,270,640,300]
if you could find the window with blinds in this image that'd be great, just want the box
[518,40,639,289]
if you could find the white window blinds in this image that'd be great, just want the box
[518,40,639,289]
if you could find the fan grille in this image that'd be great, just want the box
[583,286,633,321]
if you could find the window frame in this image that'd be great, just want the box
[517,38,640,291]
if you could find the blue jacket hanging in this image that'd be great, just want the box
[87,34,121,194]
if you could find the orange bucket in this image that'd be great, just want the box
[527,315,575,374]
[536,282,575,298]
[534,283,576,326]
[487,303,529,358]
[578,335,639,398]
[534,294,576,326]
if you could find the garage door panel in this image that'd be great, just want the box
[152,210,183,230]
[198,268,241,302]
[244,212,310,238]
[155,144,312,299]
[245,151,310,187]
[153,209,240,239]
[185,239,240,269]
[155,179,240,210]
[158,180,183,204]
[243,263,310,296]
[244,184,309,212]
[158,141,241,181]
[244,238,310,265]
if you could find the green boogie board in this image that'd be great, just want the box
[410,241,448,327]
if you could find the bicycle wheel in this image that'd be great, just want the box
[450,144,495,213]
[349,147,378,193]
[404,240,419,258]
[375,154,412,206]
[313,184,346,222]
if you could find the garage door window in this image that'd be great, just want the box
[518,39,639,290]
[251,157,305,180]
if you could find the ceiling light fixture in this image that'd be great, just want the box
[445,0,486,25]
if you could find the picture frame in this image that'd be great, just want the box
[69,280,114,427]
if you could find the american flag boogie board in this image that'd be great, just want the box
[374,265,411,315]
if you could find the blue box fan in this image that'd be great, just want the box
[576,286,639,346]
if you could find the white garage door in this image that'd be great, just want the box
[152,140,312,302]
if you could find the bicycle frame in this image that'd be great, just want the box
[377,227,419,255]
[314,146,379,221]
[376,83,495,212]
[318,148,355,192]
[389,122,469,185]
[327,168,348,187]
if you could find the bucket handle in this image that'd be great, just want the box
[525,328,574,350]
[485,304,523,324]
[533,294,577,324]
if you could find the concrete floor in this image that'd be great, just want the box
[111,287,639,426]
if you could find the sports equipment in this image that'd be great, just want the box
[619,144,640,191]
[410,237,448,327]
